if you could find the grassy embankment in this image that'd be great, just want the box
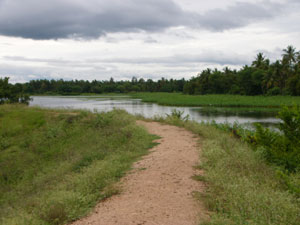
[150,114,300,225]
[0,105,157,225]
[131,92,300,107]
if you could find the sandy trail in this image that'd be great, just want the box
[71,121,207,225]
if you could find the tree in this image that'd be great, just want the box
[282,45,297,66]
[252,53,265,69]
[0,77,31,104]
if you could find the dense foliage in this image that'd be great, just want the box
[0,77,31,104]
[184,46,300,95]
[254,105,300,173]
[18,77,186,95]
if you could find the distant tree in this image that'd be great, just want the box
[0,77,31,104]
[252,53,265,68]
[282,45,297,66]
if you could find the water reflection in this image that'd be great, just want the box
[30,96,281,126]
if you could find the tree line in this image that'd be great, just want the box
[1,45,300,97]
[184,46,300,96]
[16,77,186,95]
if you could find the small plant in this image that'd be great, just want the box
[167,109,190,122]
[40,202,67,225]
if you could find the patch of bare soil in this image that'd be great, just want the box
[71,121,208,225]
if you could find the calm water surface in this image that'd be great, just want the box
[30,96,280,127]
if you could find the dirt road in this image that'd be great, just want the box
[71,121,207,225]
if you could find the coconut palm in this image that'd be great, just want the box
[271,60,284,92]
[252,53,265,68]
[297,51,300,67]
[282,45,297,66]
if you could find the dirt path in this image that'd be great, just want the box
[71,121,207,225]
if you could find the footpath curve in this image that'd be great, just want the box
[71,121,207,225]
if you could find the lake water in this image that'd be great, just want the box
[30,96,280,128]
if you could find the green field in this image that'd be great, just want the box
[130,92,300,107]
[0,105,157,225]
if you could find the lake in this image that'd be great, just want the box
[30,96,280,128]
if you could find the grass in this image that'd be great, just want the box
[130,92,300,107]
[0,104,158,225]
[152,115,300,225]
[2,103,299,225]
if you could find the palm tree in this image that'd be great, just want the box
[282,45,297,66]
[271,60,283,92]
[262,70,276,93]
[252,53,265,68]
[297,51,300,68]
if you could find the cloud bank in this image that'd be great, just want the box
[0,0,283,39]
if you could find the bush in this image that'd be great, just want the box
[266,87,281,96]
[166,109,189,122]
[254,105,300,172]
[0,77,31,104]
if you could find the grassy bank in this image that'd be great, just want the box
[153,115,300,225]
[130,92,300,107]
[0,105,157,225]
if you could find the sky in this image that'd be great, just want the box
[0,0,299,83]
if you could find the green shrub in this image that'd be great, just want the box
[0,77,31,105]
[166,109,189,122]
[266,87,281,96]
[254,105,300,172]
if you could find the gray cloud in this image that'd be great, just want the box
[0,0,286,39]
[0,0,188,39]
[197,1,282,31]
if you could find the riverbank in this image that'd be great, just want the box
[153,115,300,225]
[130,92,300,107]
[0,105,157,225]
[1,105,299,225]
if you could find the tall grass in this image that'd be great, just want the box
[152,115,300,225]
[0,105,157,225]
[130,92,300,107]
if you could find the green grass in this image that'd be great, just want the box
[0,105,158,225]
[152,115,300,225]
[130,92,300,107]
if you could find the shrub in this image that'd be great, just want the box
[266,87,281,96]
[254,105,300,172]
[0,77,31,104]
[167,109,189,122]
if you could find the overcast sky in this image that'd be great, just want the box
[0,0,299,83]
